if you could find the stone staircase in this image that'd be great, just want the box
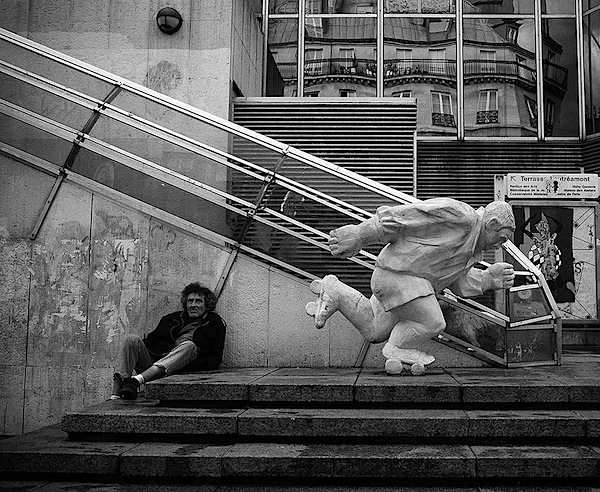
[1,354,600,489]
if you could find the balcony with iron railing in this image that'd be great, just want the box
[304,57,377,82]
[275,57,567,94]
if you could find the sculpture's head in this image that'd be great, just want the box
[481,201,515,250]
[180,282,217,318]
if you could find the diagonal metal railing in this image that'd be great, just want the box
[0,27,560,368]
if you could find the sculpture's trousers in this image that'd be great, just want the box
[333,278,446,349]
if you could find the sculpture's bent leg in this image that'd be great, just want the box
[305,275,397,341]
[381,294,446,375]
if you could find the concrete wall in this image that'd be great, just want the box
[0,0,263,119]
[0,153,366,436]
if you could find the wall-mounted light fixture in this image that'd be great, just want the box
[156,7,183,34]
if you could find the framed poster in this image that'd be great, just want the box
[510,201,599,324]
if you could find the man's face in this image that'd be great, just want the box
[186,293,207,319]
[483,224,514,251]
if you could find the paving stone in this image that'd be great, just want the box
[448,368,570,404]
[466,410,586,438]
[576,410,600,438]
[354,368,462,403]
[146,368,277,401]
[120,442,230,478]
[0,483,218,492]
[521,360,600,403]
[1,484,600,492]
[472,445,600,478]
[0,482,51,492]
[3,362,600,487]
[237,408,469,438]
[0,425,137,476]
[247,368,360,403]
[61,400,243,436]
[220,443,476,479]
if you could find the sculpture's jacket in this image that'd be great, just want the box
[143,310,226,371]
[372,197,487,297]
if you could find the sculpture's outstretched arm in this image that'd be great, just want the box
[328,218,380,259]
[450,262,515,297]
[481,262,515,291]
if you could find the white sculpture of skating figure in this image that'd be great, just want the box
[305,198,516,376]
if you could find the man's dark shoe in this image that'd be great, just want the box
[120,377,140,400]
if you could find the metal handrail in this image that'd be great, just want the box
[0,27,417,207]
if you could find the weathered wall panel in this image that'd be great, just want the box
[0,239,30,367]
[28,184,91,368]
[88,196,150,370]
[23,366,85,433]
[328,311,367,368]
[266,269,329,368]
[0,154,55,238]
[146,220,231,331]
[0,366,25,435]
[218,256,270,367]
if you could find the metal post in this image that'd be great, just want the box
[29,84,122,240]
[456,0,464,140]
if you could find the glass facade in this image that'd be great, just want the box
[266,0,597,140]
[584,4,600,136]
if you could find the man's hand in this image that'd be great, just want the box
[329,225,364,258]
[482,262,515,291]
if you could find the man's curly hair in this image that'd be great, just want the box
[180,282,218,312]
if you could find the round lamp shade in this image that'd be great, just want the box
[156,7,183,34]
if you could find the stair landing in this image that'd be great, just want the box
[1,352,600,489]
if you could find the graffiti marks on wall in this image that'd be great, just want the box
[29,221,90,366]
[89,201,149,364]
[0,227,32,366]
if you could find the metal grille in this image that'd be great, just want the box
[417,140,583,207]
[233,97,417,206]
[583,135,600,175]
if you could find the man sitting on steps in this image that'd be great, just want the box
[306,198,515,375]
[112,282,227,399]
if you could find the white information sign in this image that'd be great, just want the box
[506,174,600,199]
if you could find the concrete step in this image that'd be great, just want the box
[60,399,600,444]
[3,483,600,492]
[1,425,599,483]
[145,366,600,408]
[4,356,600,487]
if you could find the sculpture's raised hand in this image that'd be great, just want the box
[482,262,515,291]
[328,225,363,258]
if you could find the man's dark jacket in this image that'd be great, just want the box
[143,310,226,371]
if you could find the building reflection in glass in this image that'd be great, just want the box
[304,17,377,97]
[584,8,600,136]
[384,17,457,136]
[463,17,538,138]
[268,18,298,96]
[266,0,595,139]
